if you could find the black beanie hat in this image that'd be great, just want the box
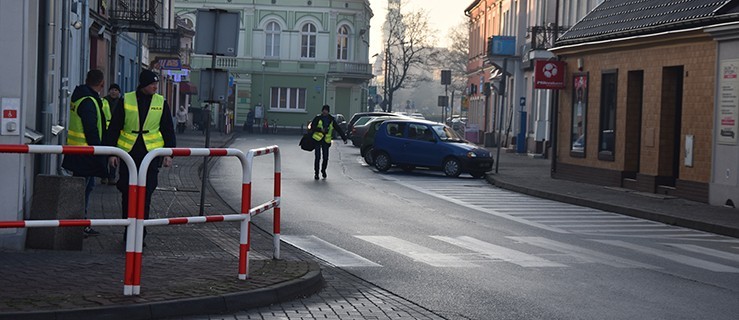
[109,83,121,91]
[138,70,159,88]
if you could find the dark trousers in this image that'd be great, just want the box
[314,141,330,174]
[83,176,95,218]
[117,159,160,240]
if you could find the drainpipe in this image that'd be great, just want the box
[80,0,89,81]
[57,0,71,174]
[37,0,54,174]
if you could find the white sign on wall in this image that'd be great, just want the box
[718,59,739,145]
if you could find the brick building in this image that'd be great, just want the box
[550,0,739,204]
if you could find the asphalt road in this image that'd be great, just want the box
[208,134,739,320]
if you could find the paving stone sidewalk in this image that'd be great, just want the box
[0,131,322,320]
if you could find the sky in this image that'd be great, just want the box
[368,0,471,59]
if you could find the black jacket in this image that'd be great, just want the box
[310,114,347,141]
[103,89,176,166]
[61,84,107,177]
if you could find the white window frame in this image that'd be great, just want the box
[265,21,281,57]
[301,23,317,58]
[337,25,349,60]
[270,87,307,111]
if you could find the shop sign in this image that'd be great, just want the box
[534,60,566,89]
[718,59,739,145]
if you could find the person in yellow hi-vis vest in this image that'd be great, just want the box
[61,69,108,236]
[104,70,176,243]
[101,83,121,185]
[309,105,347,180]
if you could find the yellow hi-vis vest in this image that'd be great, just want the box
[312,119,334,143]
[102,98,112,127]
[116,92,165,152]
[67,96,102,146]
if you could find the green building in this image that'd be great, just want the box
[176,0,374,131]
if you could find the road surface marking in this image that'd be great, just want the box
[510,236,658,269]
[356,235,478,267]
[282,235,381,267]
[596,240,739,273]
[664,243,739,263]
[431,236,567,268]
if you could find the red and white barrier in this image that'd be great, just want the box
[245,145,282,261]
[0,145,140,296]
[1,144,283,296]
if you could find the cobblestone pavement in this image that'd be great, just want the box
[0,132,452,320]
[0,132,319,319]
[167,243,450,320]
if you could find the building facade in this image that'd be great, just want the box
[177,0,373,131]
[0,0,179,250]
[551,0,739,204]
[465,0,603,153]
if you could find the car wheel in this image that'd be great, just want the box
[443,158,462,177]
[470,171,486,179]
[363,147,375,166]
[374,152,391,172]
[401,165,415,172]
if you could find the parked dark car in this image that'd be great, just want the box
[359,116,398,165]
[349,116,378,146]
[371,119,493,178]
[347,112,397,140]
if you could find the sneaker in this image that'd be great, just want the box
[322,170,327,179]
[314,173,319,180]
[100,178,108,184]
[83,227,100,236]
[107,179,117,185]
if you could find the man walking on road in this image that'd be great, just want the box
[105,70,176,240]
[61,69,108,236]
[309,104,347,180]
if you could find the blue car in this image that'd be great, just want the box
[371,119,493,178]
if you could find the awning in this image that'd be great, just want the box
[179,82,197,95]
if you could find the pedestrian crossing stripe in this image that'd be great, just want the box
[281,235,381,267]
[596,240,739,273]
[430,236,567,268]
[277,234,739,273]
[355,235,478,268]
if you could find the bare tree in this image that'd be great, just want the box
[429,20,470,95]
[382,0,436,112]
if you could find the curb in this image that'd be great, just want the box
[486,175,739,239]
[0,268,324,320]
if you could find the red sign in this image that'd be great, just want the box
[534,60,566,89]
[3,110,17,119]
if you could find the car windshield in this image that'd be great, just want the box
[354,116,375,126]
[432,124,465,142]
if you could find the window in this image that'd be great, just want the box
[270,87,307,110]
[265,21,281,57]
[301,23,317,58]
[337,25,349,60]
[408,123,435,142]
[385,122,406,137]
[599,70,617,160]
[571,74,588,156]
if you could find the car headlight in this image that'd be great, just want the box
[466,151,477,158]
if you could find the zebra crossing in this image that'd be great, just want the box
[394,178,739,242]
[281,234,739,273]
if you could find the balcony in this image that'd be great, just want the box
[527,25,568,50]
[522,25,569,69]
[328,62,373,82]
[148,29,180,55]
[110,0,162,33]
